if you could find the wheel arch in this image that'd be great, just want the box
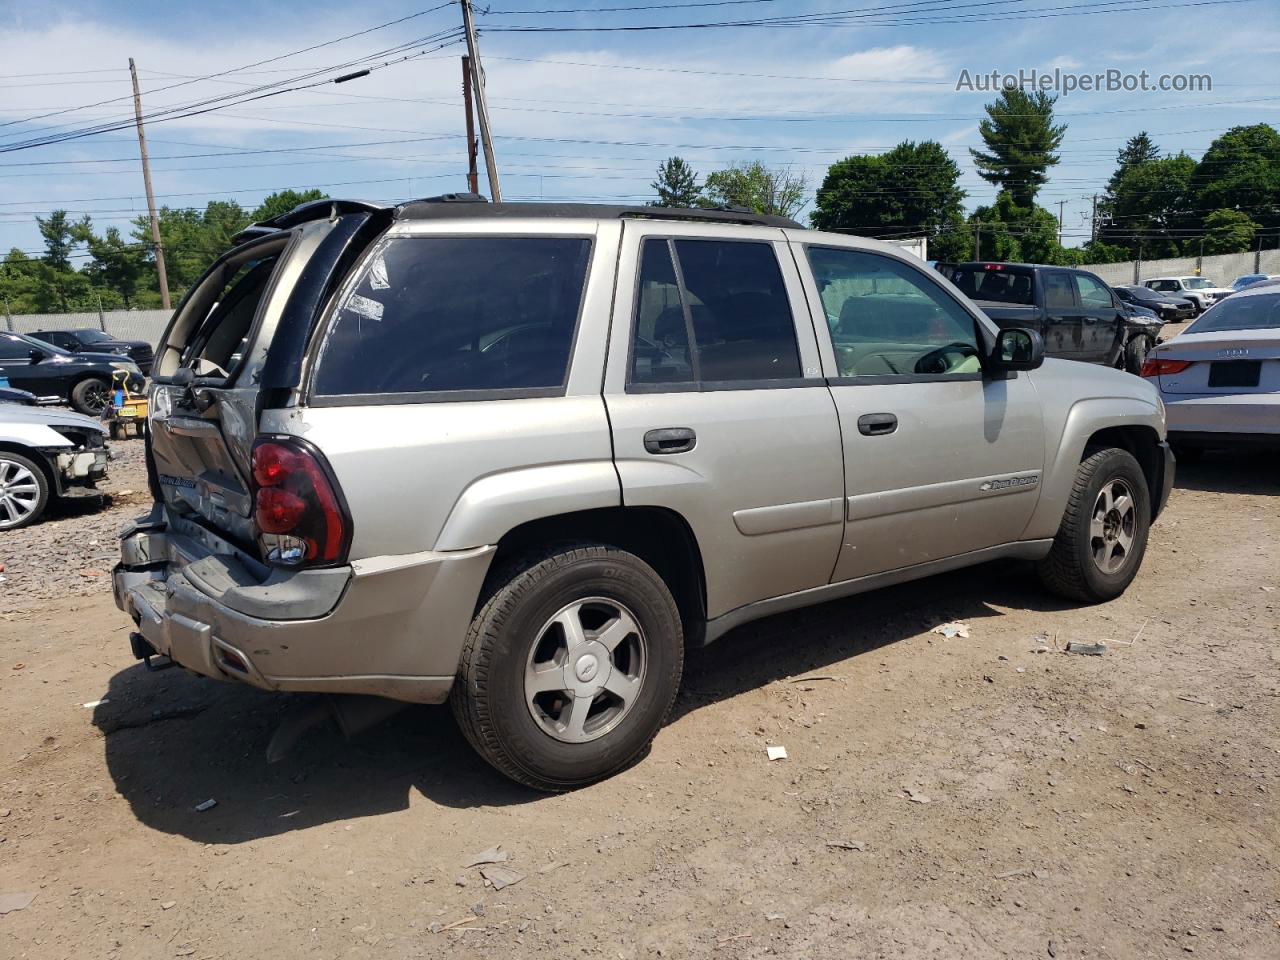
[485,506,708,647]
[1025,398,1166,539]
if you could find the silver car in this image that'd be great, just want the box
[0,397,109,529]
[1142,279,1280,457]
[114,198,1173,790]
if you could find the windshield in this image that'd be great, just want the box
[944,265,1035,305]
[74,329,114,343]
[1182,278,1216,289]
[1187,291,1280,333]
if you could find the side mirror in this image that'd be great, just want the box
[28,348,46,363]
[990,328,1044,371]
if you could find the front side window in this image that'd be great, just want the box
[1149,280,1176,292]
[628,238,802,387]
[313,236,591,398]
[807,246,981,378]
[1075,273,1114,309]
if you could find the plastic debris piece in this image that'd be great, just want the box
[478,865,524,890]
[766,744,788,761]
[161,901,176,910]
[194,798,217,812]
[463,845,509,867]
[1065,641,1107,656]
[81,699,109,709]
[904,788,931,804]
[538,861,569,874]
[932,622,970,639]
[0,892,36,914]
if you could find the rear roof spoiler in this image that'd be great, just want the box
[231,199,391,245]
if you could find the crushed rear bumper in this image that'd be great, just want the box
[112,506,494,703]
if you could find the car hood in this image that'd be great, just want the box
[0,403,107,433]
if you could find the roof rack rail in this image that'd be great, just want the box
[394,199,802,229]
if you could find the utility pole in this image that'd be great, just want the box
[129,58,171,310]
[1089,194,1098,245]
[460,1,500,201]
[461,56,479,194]
[973,219,981,261]
[1057,200,1066,246]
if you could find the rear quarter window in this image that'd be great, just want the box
[311,235,592,399]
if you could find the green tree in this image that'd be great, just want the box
[1106,131,1161,196]
[1191,124,1280,246]
[812,140,967,257]
[250,188,329,222]
[36,209,81,270]
[72,220,150,308]
[1099,152,1196,259]
[703,161,808,218]
[649,157,702,208]
[1201,208,1260,255]
[0,248,41,314]
[968,192,1070,265]
[970,88,1067,207]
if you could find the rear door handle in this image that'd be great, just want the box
[857,413,898,436]
[644,427,696,455]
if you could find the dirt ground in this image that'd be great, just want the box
[1,436,1277,960]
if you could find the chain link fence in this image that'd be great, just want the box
[3,309,172,346]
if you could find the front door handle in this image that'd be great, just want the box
[857,413,898,436]
[644,427,696,455]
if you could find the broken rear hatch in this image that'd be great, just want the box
[147,206,387,550]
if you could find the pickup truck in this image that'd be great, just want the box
[937,262,1162,374]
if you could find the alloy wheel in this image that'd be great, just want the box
[1090,478,1136,574]
[0,458,41,529]
[524,597,647,744]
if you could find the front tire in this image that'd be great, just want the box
[70,377,111,416]
[1037,448,1151,603]
[452,544,684,792]
[1124,335,1154,375]
[0,451,50,530]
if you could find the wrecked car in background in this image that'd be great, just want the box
[0,400,109,529]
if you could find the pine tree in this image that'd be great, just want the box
[970,88,1066,207]
[650,157,702,208]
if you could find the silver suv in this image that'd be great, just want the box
[114,198,1174,791]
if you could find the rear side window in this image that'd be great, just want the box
[312,236,591,398]
[629,238,802,387]
[1044,272,1075,309]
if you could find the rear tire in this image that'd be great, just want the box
[0,451,50,530]
[1037,448,1151,603]
[1124,335,1153,375]
[70,377,111,416]
[452,543,684,792]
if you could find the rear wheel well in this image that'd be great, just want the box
[1082,425,1162,518]
[487,507,708,646]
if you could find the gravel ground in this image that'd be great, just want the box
[0,436,149,614]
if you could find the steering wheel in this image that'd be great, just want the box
[914,341,979,375]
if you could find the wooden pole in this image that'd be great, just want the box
[462,56,479,194]
[129,58,171,310]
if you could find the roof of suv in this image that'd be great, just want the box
[252,194,804,233]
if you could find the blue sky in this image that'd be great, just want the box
[1,0,1278,260]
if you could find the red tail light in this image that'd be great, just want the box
[1139,357,1193,378]
[251,437,350,566]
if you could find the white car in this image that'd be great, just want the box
[1142,276,1232,315]
[1141,280,1280,457]
[0,398,109,529]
